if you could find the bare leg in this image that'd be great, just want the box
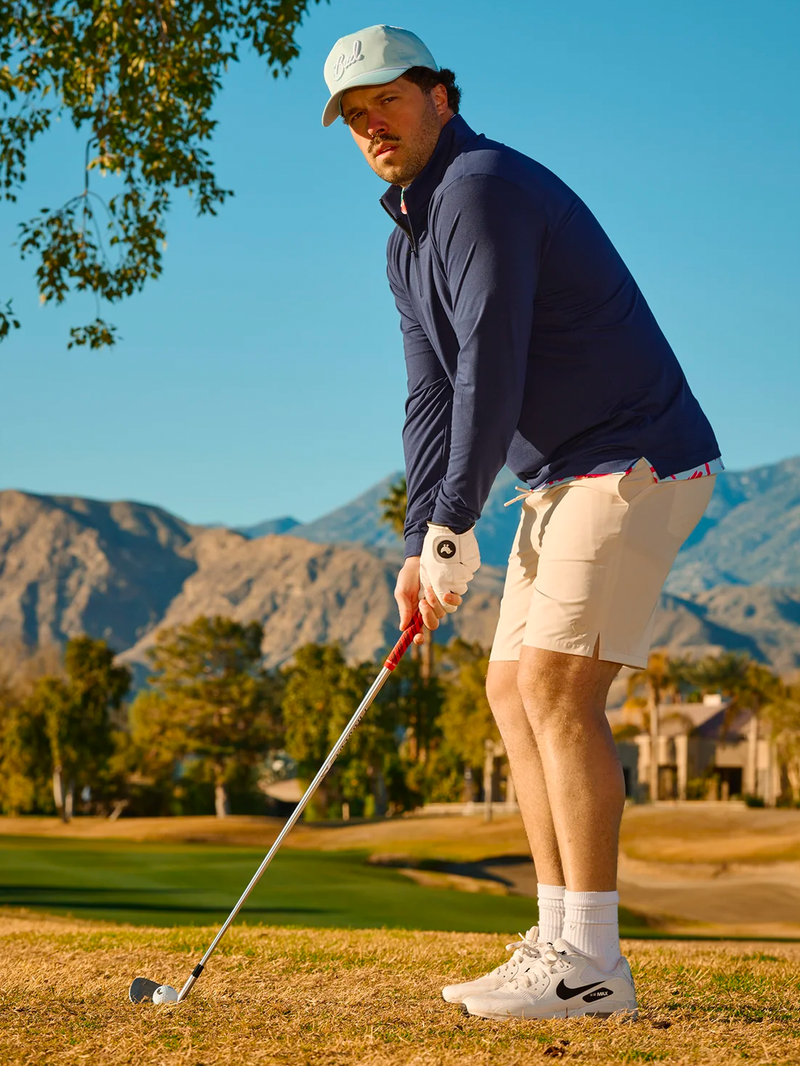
[517,645,623,892]
[486,661,564,886]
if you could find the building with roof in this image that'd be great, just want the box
[609,694,781,804]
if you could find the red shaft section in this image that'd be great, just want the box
[384,611,424,671]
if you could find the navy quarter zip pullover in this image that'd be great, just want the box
[381,115,721,558]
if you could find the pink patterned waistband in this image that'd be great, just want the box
[504,456,724,507]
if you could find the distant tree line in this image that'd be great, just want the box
[0,615,501,821]
[2,617,799,820]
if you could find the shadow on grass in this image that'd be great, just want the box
[0,885,181,895]
[0,884,327,916]
[1,901,326,916]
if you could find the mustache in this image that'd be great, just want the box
[370,135,401,156]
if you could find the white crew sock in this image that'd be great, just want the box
[536,883,565,944]
[563,889,621,972]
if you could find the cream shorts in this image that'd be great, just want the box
[489,459,716,669]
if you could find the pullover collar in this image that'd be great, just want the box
[380,114,478,249]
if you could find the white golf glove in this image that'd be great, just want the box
[420,524,481,614]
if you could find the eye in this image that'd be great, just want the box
[347,110,365,126]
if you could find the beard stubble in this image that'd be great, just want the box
[369,97,443,187]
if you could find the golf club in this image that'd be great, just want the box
[129,609,424,1005]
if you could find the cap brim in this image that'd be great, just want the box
[321,66,412,127]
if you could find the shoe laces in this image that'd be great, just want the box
[507,945,567,990]
[491,928,546,979]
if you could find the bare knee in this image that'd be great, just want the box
[517,646,620,733]
[485,661,519,709]
[485,661,532,734]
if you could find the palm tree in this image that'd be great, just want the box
[691,653,780,799]
[691,653,778,730]
[626,651,689,802]
[738,666,780,797]
[379,476,407,539]
[763,682,800,804]
[379,476,434,760]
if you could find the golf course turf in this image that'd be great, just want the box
[3,815,800,1062]
[2,913,799,1065]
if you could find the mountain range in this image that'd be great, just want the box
[0,455,798,679]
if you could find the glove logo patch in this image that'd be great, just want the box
[436,540,456,559]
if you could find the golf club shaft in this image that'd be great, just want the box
[177,610,424,1002]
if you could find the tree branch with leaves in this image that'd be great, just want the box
[1,0,323,347]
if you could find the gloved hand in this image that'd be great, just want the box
[420,524,481,614]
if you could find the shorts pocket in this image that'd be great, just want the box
[617,458,657,504]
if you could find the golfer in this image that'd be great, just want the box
[322,25,721,1021]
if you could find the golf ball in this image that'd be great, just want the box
[153,985,179,1004]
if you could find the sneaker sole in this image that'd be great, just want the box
[461,1003,639,1022]
[443,987,506,1005]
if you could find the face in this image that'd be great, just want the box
[341,77,452,187]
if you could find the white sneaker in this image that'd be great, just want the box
[441,926,549,1004]
[462,938,638,1021]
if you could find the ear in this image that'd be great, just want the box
[431,82,450,117]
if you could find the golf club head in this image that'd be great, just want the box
[129,977,162,1004]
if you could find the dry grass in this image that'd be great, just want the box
[3,806,800,865]
[620,807,800,865]
[2,912,799,1065]
[0,813,531,861]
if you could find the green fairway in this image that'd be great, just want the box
[0,835,556,933]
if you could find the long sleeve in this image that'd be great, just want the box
[388,263,454,557]
[428,174,544,531]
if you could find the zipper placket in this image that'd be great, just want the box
[381,200,417,255]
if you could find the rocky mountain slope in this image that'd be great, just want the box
[119,527,505,672]
[1,470,799,677]
[0,491,502,671]
[666,456,800,593]
[652,586,800,674]
[0,490,196,652]
[239,475,405,549]
[238,516,300,538]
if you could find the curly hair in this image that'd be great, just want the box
[401,67,461,114]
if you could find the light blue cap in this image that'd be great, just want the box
[322,25,438,127]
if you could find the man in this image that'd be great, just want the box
[322,25,721,1021]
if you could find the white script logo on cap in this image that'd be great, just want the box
[332,39,364,82]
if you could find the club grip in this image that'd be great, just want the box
[384,611,424,671]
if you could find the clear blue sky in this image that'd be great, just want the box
[2,0,798,526]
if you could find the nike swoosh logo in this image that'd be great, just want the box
[555,978,604,1000]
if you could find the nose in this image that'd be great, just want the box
[366,110,389,139]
